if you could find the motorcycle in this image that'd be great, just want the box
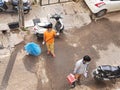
[93,65,120,83]
[33,14,64,39]
[0,0,31,14]
[0,0,8,12]
[50,14,64,33]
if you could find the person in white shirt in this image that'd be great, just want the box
[73,55,91,86]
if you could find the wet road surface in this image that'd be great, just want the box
[37,17,120,90]
[1,13,120,90]
[0,42,25,90]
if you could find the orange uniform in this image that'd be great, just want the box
[43,29,56,57]
[44,29,56,44]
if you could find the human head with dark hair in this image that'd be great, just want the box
[47,23,53,28]
[83,55,91,64]
[47,23,53,32]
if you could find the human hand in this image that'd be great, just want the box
[42,41,45,45]
[84,72,88,78]
[56,32,60,36]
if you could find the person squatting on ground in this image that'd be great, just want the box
[42,23,59,57]
[72,55,91,87]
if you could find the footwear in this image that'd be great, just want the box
[71,82,76,88]
[71,84,75,88]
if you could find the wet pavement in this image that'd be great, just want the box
[1,1,120,90]
[2,13,120,90]
[0,43,24,90]
[35,13,120,90]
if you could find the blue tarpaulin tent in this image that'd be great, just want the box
[24,42,41,56]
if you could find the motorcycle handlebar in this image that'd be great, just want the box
[50,16,62,19]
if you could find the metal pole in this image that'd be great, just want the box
[40,0,42,6]
[19,0,24,29]
[58,0,60,3]
[48,0,50,4]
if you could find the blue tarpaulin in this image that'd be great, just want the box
[24,42,41,56]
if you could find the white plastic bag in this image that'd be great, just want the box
[42,41,45,45]
[84,72,88,78]
[56,32,60,36]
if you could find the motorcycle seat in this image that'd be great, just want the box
[38,22,51,28]
[99,65,119,73]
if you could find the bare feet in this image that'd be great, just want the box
[47,51,56,57]
[52,53,56,58]
[47,51,50,55]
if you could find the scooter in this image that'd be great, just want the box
[93,65,120,83]
[0,0,8,12]
[12,0,31,14]
[33,14,64,39]
[50,13,64,33]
